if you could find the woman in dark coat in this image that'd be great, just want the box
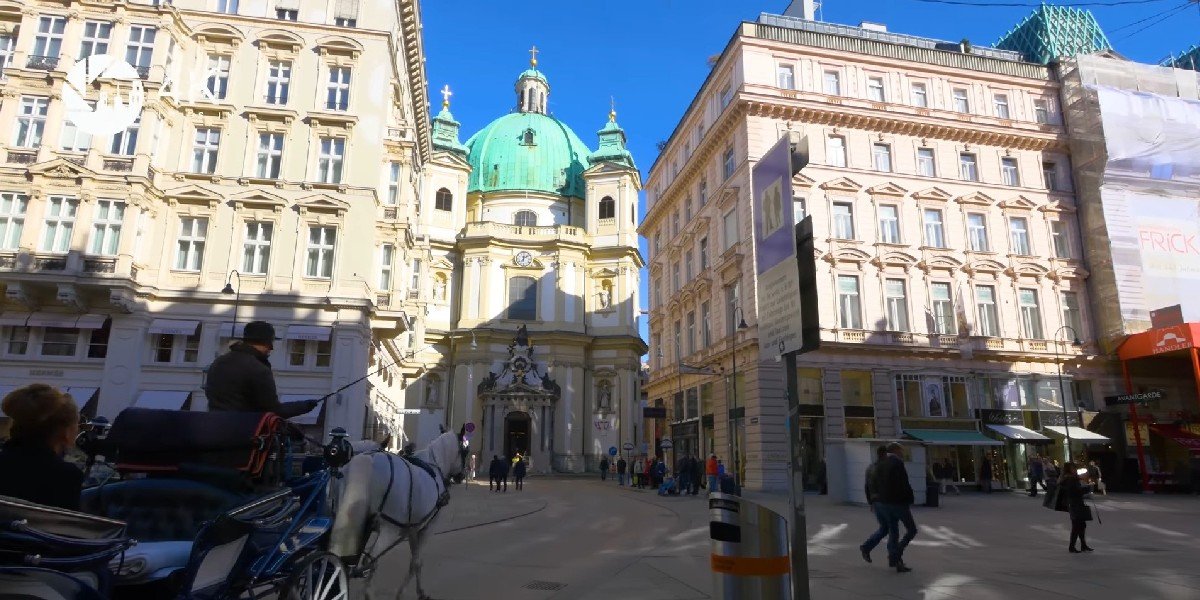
[0,384,84,510]
[1059,462,1094,553]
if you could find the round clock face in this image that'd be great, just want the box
[515,251,533,267]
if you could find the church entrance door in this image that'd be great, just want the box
[504,411,531,460]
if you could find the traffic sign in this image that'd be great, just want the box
[660,437,674,449]
[465,422,476,433]
[609,447,618,456]
[1106,390,1164,405]
[622,442,634,451]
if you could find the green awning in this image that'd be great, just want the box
[904,429,1003,446]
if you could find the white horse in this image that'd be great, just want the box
[329,426,467,600]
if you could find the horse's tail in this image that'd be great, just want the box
[328,452,375,559]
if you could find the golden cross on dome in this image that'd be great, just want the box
[440,84,452,109]
[609,96,617,122]
[529,45,539,67]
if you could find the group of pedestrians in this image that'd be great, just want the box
[488,453,528,492]
[606,453,727,497]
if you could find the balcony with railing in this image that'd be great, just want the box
[460,221,585,243]
[0,251,139,282]
[5,149,37,165]
[26,55,59,71]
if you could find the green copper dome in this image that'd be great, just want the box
[465,111,593,197]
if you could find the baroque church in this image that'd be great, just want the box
[408,53,645,473]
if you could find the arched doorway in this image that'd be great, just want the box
[504,411,531,459]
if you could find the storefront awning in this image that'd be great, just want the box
[285,325,332,341]
[282,394,322,425]
[1149,424,1200,456]
[133,390,191,411]
[148,319,200,336]
[1043,426,1110,442]
[65,387,98,402]
[26,313,108,329]
[905,429,1003,446]
[1118,323,1200,360]
[986,424,1051,442]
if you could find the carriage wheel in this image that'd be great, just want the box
[282,551,349,600]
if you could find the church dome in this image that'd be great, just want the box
[463,62,592,198]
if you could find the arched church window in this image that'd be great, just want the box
[513,210,538,227]
[507,276,537,321]
[522,128,535,145]
[598,196,615,220]
[435,188,453,211]
[526,88,534,111]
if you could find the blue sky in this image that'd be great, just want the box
[420,0,1200,353]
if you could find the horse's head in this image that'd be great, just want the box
[430,425,469,484]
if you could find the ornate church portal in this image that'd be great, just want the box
[478,326,561,473]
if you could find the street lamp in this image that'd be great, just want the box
[729,307,749,487]
[1053,325,1082,463]
[221,270,241,336]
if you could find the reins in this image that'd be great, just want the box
[356,447,454,573]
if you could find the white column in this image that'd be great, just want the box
[466,258,480,319]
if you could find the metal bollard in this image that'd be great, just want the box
[709,492,790,599]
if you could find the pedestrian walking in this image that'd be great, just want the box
[876,442,918,573]
[980,455,994,493]
[643,457,653,489]
[1045,458,1060,482]
[706,454,719,494]
[499,455,511,492]
[633,457,644,489]
[599,456,609,481]
[1086,460,1105,495]
[689,454,703,495]
[859,446,890,564]
[1057,462,1095,553]
[676,455,691,494]
[513,456,527,491]
[940,459,960,495]
[488,455,503,491]
[468,453,477,484]
[1029,455,1046,497]
[616,456,628,486]
[653,458,667,489]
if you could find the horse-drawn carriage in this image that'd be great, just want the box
[0,408,359,600]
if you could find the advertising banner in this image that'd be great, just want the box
[753,135,803,360]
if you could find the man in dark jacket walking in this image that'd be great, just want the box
[616,456,628,486]
[875,442,918,572]
[599,456,609,481]
[858,445,891,564]
[676,455,691,494]
[488,455,503,491]
[689,454,704,495]
[1029,455,1046,497]
[498,455,511,491]
[205,321,318,418]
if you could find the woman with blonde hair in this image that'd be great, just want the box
[0,384,84,509]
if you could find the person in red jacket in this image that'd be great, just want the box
[706,454,719,494]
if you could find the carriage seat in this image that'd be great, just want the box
[81,479,246,542]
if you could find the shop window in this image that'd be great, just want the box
[287,339,333,368]
[841,370,873,407]
[5,326,30,355]
[154,332,200,363]
[896,374,922,417]
[686,388,699,419]
[673,392,684,421]
[845,418,876,438]
[87,320,111,359]
[797,367,823,406]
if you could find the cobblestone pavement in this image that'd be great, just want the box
[363,475,1200,600]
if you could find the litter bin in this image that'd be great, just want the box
[709,492,790,599]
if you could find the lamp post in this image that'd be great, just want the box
[221,270,241,336]
[729,307,749,487]
[1053,325,1082,463]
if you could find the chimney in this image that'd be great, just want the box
[783,0,818,20]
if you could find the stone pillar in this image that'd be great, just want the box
[553,362,584,472]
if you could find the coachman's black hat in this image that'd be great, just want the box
[242,321,280,343]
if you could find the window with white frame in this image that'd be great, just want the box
[381,162,399,206]
[109,114,140,155]
[305,226,337,278]
[205,54,231,100]
[1019,288,1044,339]
[976,285,1000,337]
[255,132,284,179]
[722,146,735,179]
[40,197,77,253]
[14,97,49,148]
[175,217,207,271]
[967,213,989,251]
[671,261,680,293]
[0,193,28,251]
[683,195,692,221]
[930,282,955,334]
[59,109,93,152]
[867,76,885,102]
[777,63,794,89]
[1050,220,1071,258]
[78,21,112,59]
[872,143,892,172]
[275,8,298,20]
[88,200,123,256]
[326,67,351,111]
[993,93,1010,119]
[379,244,394,289]
[513,210,537,226]
[699,237,709,270]
[1009,216,1031,254]
[1042,161,1059,191]
[335,17,357,27]
[923,208,946,247]
[911,82,928,107]
[1062,291,1083,339]
[701,301,712,346]
[686,311,696,355]
[317,137,345,183]
[884,278,909,331]
[242,221,272,274]
[837,275,862,329]
[0,34,14,70]
[832,202,854,239]
[507,276,537,320]
[959,153,978,181]
[287,339,333,368]
[826,135,847,167]
[191,128,221,174]
[42,328,80,357]
[153,331,200,363]
[718,83,733,108]
[32,16,66,58]
[672,320,682,361]
[1034,99,1050,124]
[724,284,740,336]
[1001,157,1020,186]
[410,258,422,290]
[684,250,693,281]
[435,188,453,212]
[265,60,291,104]
[698,178,708,205]
[722,209,738,251]
[217,0,239,14]
[5,326,30,355]
[124,26,156,68]
[952,88,970,112]
[878,205,900,244]
[823,70,840,95]
[917,148,936,177]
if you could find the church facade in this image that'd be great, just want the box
[402,56,645,473]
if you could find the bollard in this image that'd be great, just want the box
[709,492,790,599]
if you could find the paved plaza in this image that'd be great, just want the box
[367,476,1200,600]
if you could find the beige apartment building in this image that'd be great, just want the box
[642,12,1117,495]
[0,0,430,442]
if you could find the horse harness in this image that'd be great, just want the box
[357,452,452,572]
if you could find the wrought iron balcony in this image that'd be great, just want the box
[6,150,37,165]
[26,55,59,71]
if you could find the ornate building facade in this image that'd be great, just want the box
[0,0,429,441]
[413,56,646,473]
[642,11,1114,494]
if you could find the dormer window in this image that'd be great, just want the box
[522,128,535,145]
